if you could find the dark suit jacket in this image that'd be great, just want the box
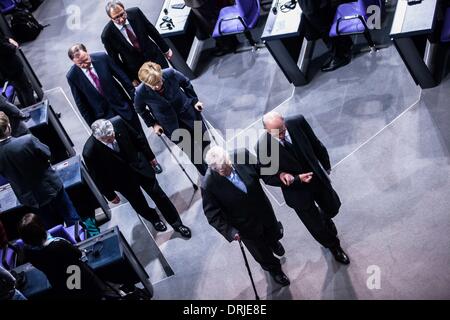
[82,116,155,201]
[101,7,170,81]
[0,37,23,78]
[299,0,329,15]
[66,52,136,126]
[25,239,106,300]
[0,134,63,208]
[257,115,333,210]
[201,150,280,242]
[134,68,200,138]
[0,95,29,137]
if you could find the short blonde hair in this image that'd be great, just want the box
[138,62,163,86]
[0,112,10,139]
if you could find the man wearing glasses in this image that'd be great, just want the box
[101,1,173,87]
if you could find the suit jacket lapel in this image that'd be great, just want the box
[286,121,318,170]
[266,133,301,168]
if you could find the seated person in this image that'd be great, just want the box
[0,265,27,300]
[18,213,108,300]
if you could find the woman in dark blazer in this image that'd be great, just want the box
[134,62,210,175]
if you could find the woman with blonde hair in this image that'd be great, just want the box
[134,62,210,175]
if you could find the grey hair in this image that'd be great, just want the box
[262,111,284,128]
[68,43,87,60]
[91,119,115,139]
[205,146,231,170]
[105,0,125,17]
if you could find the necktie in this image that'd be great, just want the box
[112,141,120,153]
[87,68,104,96]
[229,171,247,194]
[281,137,294,154]
[124,24,141,51]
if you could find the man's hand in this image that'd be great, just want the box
[110,195,121,205]
[153,124,164,136]
[234,233,241,242]
[299,172,314,184]
[194,101,204,112]
[8,38,19,48]
[280,172,295,186]
[132,80,140,87]
[165,49,173,60]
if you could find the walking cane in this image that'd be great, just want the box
[199,112,219,146]
[158,132,198,191]
[238,239,260,300]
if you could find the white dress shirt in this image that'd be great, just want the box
[114,20,136,46]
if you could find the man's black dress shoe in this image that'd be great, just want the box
[175,225,192,239]
[270,270,290,287]
[153,220,167,232]
[321,55,352,72]
[271,241,286,257]
[329,246,350,265]
[152,163,163,174]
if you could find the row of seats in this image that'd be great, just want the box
[0,222,86,270]
[212,0,384,50]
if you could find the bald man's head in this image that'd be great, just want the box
[263,111,287,140]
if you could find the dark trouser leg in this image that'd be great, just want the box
[139,177,182,228]
[127,113,156,160]
[241,236,281,273]
[10,71,36,108]
[302,4,353,58]
[36,188,80,229]
[118,184,160,224]
[178,120,210,176]
[293,187,340,248]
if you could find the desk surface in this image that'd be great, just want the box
[155,0,191,37]
[22,100,49,129]
[0,156,82,213]
[262,0,302,40]
[391,0,438,38]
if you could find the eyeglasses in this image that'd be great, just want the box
[111,11,127,23]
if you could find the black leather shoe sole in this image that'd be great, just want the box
[153,221,167,232]
[175,225,192,239]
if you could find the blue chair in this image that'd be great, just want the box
[212,0,262,50]
[0,0,17,14]
[441,7,450,42]
[1,82,16,103]
[329,0,384,50]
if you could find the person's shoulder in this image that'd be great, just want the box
[82,136,97,154]
[66,65,78,79]
[201,169,215,190]
[101,21,115,39]
[91,52,107,60]
[127,7,141,16]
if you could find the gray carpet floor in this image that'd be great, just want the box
[16,0,450,299]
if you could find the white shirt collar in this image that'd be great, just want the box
[114,20,130,31]
[274,129,292,144]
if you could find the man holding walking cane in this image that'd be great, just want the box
[201,146,290,288]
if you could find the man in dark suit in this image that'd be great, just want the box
[66,43,162,173]
[102,1,172,86]
[257,112,349,264]
[299,0,353,72]
[0,112,80,229]
[0,95,29,137]
[0,37,37,107]
[202,146,290,286]
[82,117,191,238]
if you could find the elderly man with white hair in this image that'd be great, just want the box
[201,146,290,287]
[256,111,349,265]
[82,116,191,238]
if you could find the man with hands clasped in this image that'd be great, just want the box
[257,112,350,265]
